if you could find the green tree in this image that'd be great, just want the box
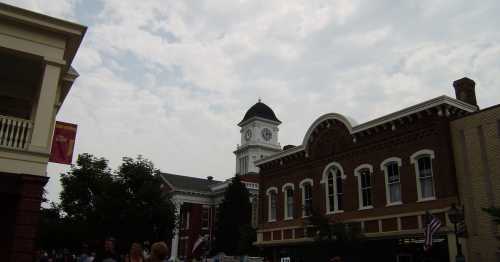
[304,208,363,260]
[42,153,176,252]
[213,175,254,255]
[115,156,176,243]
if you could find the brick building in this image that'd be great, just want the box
[254,78,481,262]
[160,173,259,261]
[451,94,500,261]
[160,100,282,261]
[0,3,85,261]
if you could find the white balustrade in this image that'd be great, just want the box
[0,115,33,150]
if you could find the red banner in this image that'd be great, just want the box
[49,121,77,165]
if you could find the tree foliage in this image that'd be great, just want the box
[38,153,176,252]
[213,175,254,255]
[303,208,364,260]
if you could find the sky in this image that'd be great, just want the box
[5,0,500,204]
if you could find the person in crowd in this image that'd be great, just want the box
[94,237,121,262]
[125,242,144,262]
[88,252,96,262]
[78,244,91,262]
[145,242,169,262]
[142,241,151,258]
[329,256,342,262]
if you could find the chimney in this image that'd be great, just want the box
[207,176,213,181]
[453,77,478,108]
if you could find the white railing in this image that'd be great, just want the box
[0,115,32,150]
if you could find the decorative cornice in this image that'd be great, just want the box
[255,95,477,166]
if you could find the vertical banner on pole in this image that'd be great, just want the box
[49,121,77,165]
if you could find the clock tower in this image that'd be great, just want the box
[235,100,282,175]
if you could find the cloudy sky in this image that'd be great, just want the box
[6,0,500,203]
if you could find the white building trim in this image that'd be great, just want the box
[282,183,295,220]
[410,149,437,202]
[266,187,278,222]
[281,183,295,192]
[380,157,403,206]
[254,96,477,166]
[321,162,346,214]
[354,164,374,210]
[299,178,314,217]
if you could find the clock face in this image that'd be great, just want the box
[261,128,272,141]
[245,129,252,141]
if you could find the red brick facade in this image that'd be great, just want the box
[0,172,48,262]
[255,95,477,261]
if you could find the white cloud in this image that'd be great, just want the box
[6,0,500,203]
[3,0,77,19]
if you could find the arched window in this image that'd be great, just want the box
[299,178,314,217]
[282,183,295,220]
[322,162,345,214]
[411,149,436,201]
[381,157,403,206]
[355,164,373,209]
[250,197,259,228]
[266,187,278,222]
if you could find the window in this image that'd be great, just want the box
[300,179,314,217]
[201,207,209,229]
[282,183,294,220]
[335,171,344,210]
[251,197,258,228]
[328,173,335,211]
[381,158,402,206]
[355,164,373,209]
[411,149,436,201]
[286,188,294,219]
[322,162,345,213]
[266,187,278,222]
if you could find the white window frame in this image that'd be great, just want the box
[410,149,436,202]
[354,164,374,210]
[380,157,403,206]
[282,183,295,220]
[266,187,278,222]
[299,178,314,218]
[250,196,258,228]
[321,162,346,214]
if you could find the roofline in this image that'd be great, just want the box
[159,172,226,194]
[234,143,282,154]
[0,2,87,35]
[159,173,177,191]
[255,95,477,166]
[451,103,500,121]
[238,116,282,127]
[352,96,476,132]
[0,2,87,69]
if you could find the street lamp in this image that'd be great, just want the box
[447,204,465,262]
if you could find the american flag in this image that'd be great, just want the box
[424,213,442,251]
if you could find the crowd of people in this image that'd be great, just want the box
[36,238,170,262]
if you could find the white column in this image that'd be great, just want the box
[447,232,457,262]
[170,201,182,260]
[29,62,62,153]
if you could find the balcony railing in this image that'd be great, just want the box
[0,115,32,150]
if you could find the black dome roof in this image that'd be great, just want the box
[239,101,281,126]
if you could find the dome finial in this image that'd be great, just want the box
[258,97,261,103]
